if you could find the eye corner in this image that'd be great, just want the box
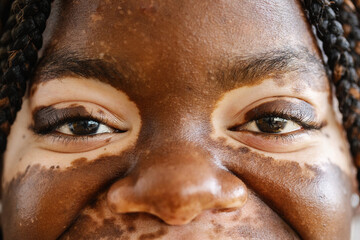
[227,123,243,132]
[114,128,128,134]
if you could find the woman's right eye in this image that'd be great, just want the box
[32,104,129,139]
[56,119,120,136]
[30,101,138,152]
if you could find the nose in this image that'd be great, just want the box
[107,145,248,225]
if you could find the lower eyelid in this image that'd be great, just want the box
[36,131,129,153]
[226,129,319,153]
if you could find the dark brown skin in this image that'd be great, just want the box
[2,0,358,239]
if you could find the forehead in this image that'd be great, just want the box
[50,0,313,48]
[40,0,321,91]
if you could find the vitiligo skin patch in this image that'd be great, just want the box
[2,0,358,239]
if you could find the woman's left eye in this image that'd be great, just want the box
[233,116,302,134]
[56,120,116,136]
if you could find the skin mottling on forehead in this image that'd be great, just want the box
[34,0,324,92]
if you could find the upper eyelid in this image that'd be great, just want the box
[244,99,317,122]
[31,106,94,130]
[30,105,124,136]
[248,112,317,129]
[227,98,326,132]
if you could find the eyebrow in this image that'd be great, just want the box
[214,48,325,90]
[33,51,134,90]
[33,47,325,92]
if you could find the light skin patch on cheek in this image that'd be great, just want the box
[2,152,137,240]
[211,119,353,178]
[3,77,143,183]
[2,98,34,186]
[210,80,353,175]
[2,80,143,239]
[3,135,137,184]
[207,80,354,239]
[319,125,355,175]
[207,136,353,239]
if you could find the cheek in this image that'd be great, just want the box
[216,143,353,240]
[2,153,134,240]
[319,95,356,176]
[2,99,33,185]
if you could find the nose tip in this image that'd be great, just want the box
[106,147,248,225]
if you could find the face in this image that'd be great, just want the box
[2,0,358,239]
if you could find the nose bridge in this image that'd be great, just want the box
[107,143,248,225]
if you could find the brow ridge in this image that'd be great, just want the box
[33,47,325,92]
[214,47,325,89]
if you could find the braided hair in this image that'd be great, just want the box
[302,0,360,182]
[0,0,51,153]
[0,0,360,183]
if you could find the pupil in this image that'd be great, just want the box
[68,120,100,135]
[255,117,287,133]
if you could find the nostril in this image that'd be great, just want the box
[106,169,248,226]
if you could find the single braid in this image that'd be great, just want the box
[303,0,360,185]
[0,0,51,152]
[351,0,360,15]
[0,0,12,34]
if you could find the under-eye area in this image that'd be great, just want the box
[30,102,130,152]
[226,98,325,152]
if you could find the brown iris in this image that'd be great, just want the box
[255,117,288,133]
[68,120,100,135]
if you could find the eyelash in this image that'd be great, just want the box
[229,109,322,133]
[33,106,320,145]
[33,111,118,143]
[34,111,104,133]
